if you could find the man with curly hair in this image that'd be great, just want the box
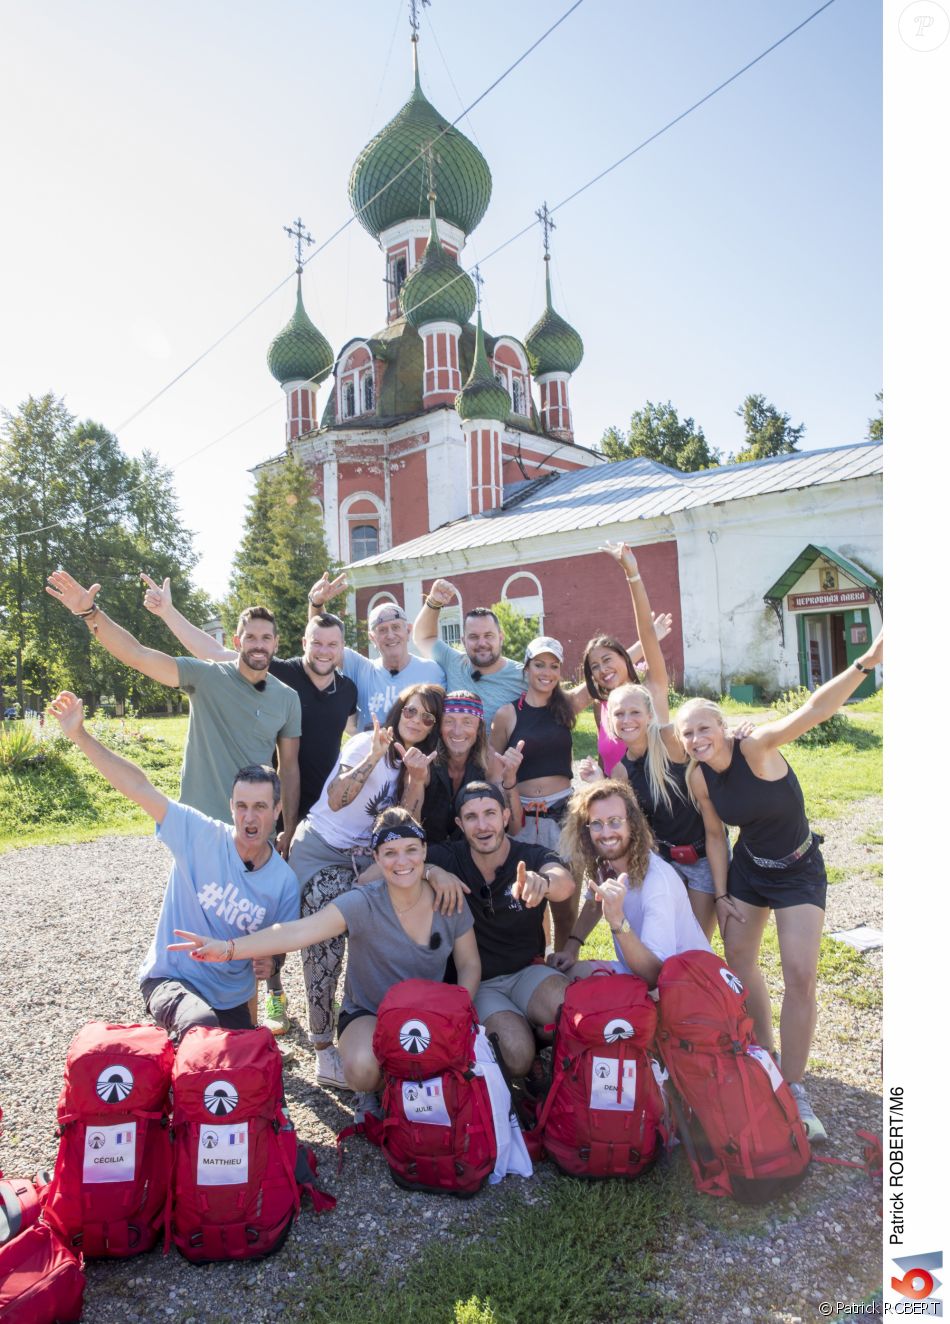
[550,779,711,986]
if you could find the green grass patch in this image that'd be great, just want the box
[825,866,846,885]
[298,1176,680,1324]
[0,714,188,852]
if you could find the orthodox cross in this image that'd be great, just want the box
[284,217,314,273]
[535,201,556,259]
[409,0,430,40]
[472,263,484,309]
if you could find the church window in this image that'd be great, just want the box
[512,378,524,415]
[342,381,356,417]
[390,255,408,296]
[351,524,379,560]
[363,374,375,413]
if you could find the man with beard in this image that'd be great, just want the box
[45,572,301,835]
[306,576,442,730]
[423,782,575,1077]
[413,583,523,727]
[550,779,711,985]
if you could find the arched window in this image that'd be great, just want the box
[512,378,524,415]
[342,381,356,417]
[350,524,379,560]
[363,374,375,413]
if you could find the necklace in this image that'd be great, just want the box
[390,884,426,915]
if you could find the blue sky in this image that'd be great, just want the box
[1,0,882,597]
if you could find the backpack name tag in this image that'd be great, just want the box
[746,1046,783,1093]
[83,1122,137,1183]
[197,1122,249,1185]
[402,1077,451,1127]
[589,1057,636,1112]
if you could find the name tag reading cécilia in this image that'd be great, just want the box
[401,1077,451,1127]
[196,1122,249,1185]
[82,1122,137,1183]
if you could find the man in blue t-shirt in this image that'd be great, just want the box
[413,582,524,727]
[49,691,299,1039]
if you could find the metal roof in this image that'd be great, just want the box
[348,442,883,571]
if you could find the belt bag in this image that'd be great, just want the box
[668,843,703,865]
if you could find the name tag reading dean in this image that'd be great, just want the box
[589,1057,636,1112]
[197,1122,249,1185]
[82,1122,137,1183]
[401,1077,451,1127]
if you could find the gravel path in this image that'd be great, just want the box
[0,801,883,1324]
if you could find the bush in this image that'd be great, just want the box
[0,721,45,771]
[769,687,854,746]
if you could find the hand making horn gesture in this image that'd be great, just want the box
[590,871,629,929]
[308,570,348,607]
[394,742,438,782]
[369,713,395,761]
[511,858,550,909]
[140,572,172,616]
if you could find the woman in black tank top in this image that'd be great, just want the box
[674,631,883,1145]
[578,681,721,939]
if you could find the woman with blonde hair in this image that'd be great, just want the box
[675,631,883,1144]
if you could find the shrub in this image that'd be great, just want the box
[769,687,854,746]
[0,721,45,771]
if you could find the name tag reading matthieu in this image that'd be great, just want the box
[82,1122,137,1183]
[589,1057,637,1112]
[197,1122,249,1185]
[402,1077,451,1127]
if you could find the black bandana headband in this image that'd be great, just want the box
[371,820,427,852]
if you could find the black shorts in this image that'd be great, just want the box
[337,1007,375,1037]
[141,977,254,1039]
[727,844,828,911]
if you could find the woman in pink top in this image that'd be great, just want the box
[579,544,672,775]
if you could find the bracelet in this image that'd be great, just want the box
[308,594,323,607]
[609,925,624,935]
[567,933,585,946]
[425,597,443,611]
[714,895,729,904]
[626,574,641,583]
[502,782,516,791]
[854,660,872,674]
[77,604,99,619]
[224,938,235,961]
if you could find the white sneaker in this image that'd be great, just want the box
[789,1081,828,1145]
[314,1045,349,1091]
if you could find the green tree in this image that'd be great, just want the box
[490,601,539,664]
[867,390,883,442]
[0,395,207,711]
[226,454,335,646]
[732,394,805,464]
[600,400,720,472]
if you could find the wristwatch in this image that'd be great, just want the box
[610,918,631,936]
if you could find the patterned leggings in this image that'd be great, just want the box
[300,864,356,1042]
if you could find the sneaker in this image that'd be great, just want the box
[262,991,290,1036]
[789,1081,828,1145]
[353,1091,383,1124]
[314,1045,349,1091]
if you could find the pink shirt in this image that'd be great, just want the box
[597,704,627,777]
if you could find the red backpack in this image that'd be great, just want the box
[533,971,667,1179]
[655,949,810,1204]
[0,1223,86,1324]
[354,980,497,1197]
[43,1022,175,1257]
[168,1027,334,1262]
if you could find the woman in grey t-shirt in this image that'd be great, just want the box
[169,808,480,1108]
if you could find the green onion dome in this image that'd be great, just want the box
[400,195,477,328]
[524,260,584,377]
[455,312,511,424]
[267,276,334,387]
[348,55,491,240]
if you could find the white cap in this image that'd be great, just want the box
[524,636,564,663]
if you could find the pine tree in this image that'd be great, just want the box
[732,394,805,464]
[600,400,720,472]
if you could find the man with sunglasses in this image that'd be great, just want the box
[424,782,575,1078]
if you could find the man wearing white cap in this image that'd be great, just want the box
[307,576,443,730]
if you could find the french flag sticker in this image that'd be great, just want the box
[116,1130,132,1146]
[425,1083,442,1100]
[229,1131,246,1146]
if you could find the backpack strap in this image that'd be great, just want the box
[294,1143,336,1214]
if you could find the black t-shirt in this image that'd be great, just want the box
[427,838,562,981]
[268,658,357,815]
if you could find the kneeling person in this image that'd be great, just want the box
[48,691,298,1038]
[427,782,575,1077]
[552,779,711,985]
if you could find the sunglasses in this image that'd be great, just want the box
[477,883,495,917]
[401,704,437,728]
[586,816,627,834]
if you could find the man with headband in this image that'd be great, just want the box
[425,781,575,1079]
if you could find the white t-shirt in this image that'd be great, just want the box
[586,852,712,967]
[303,730,398,850]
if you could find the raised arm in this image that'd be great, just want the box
[169,904,348,962]
[46,571,179,687]
[748,630,883,754]
[602,541,670,721]
[48,691,168,823]
[413,578,457,656]
[326,719,392,811]
[306,571,349,621]
[141,574,236,662]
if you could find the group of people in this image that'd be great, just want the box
[44,546,883,1144]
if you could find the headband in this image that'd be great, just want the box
[454,781,506,813]
[443,690,484,719]
[371,820,427,852]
